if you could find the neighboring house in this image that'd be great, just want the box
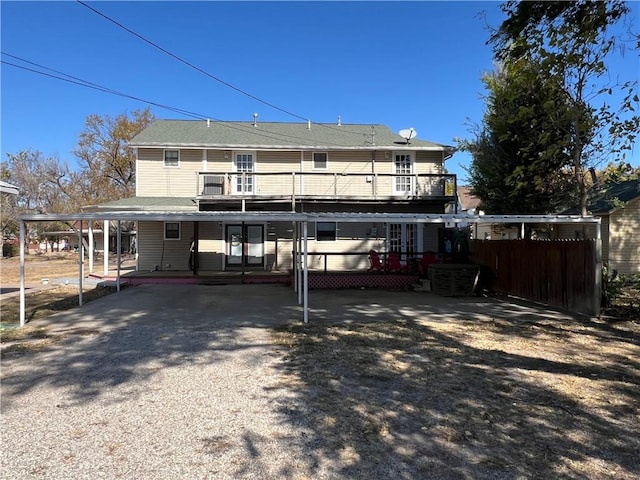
[88,119,457,272]
[557,179,640,275]
[453,186,492,240]
[0,180,19,195]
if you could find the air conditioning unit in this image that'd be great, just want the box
[202,175,224,195]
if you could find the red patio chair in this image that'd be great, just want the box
[368,249,385,272]
[387,251,408,273]
[419,251,438,276]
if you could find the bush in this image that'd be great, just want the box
[2,243,16,257]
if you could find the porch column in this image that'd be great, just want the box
[116,221,121,292]
[192,221,199,275]
[103,220,109,276]
[19,220,26,327]
[303,220,309,324]
[88,220,94,274]
[292,221,298,293]
[78,222,84,306]
[298,222,303,305]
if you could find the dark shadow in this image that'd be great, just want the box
[271,291,640,479]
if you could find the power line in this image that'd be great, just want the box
[1,52,363,148]
[76,0,307,122]
[75,0,367,138]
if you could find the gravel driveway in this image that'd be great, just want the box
[1,285,319,479]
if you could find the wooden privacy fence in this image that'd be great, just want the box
[469,239,601,316]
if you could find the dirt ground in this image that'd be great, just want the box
[0,254,114,326]
[273,311,640,479]
[2,254,639,479]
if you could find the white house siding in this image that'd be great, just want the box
[137,221,194,271]
[197,221,224,271]
[607,198,639,275]
[137,148,202,197]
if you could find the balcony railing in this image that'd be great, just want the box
[196,172,456,200]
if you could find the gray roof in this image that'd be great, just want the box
[84,196,196,212]
[0,180,19,195]
[129,120,455,153]
[560,179,640,215]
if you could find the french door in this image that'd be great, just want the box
[226,224,264,267]
[234,152,255,194]
[388,223,419,261]
[393,153,414,195]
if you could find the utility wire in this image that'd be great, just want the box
[2,52,362,147]
[75,0,368,137]
[76,0,306,122]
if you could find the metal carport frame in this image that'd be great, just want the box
[18,211,601,326]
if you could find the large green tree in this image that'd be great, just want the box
[462,59,577,214]
[489,0,639,215]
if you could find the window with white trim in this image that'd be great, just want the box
[164,222,181,240]
[316,222,337,242]
[393,152,414,194]
[313,152,328,169]
[164,149,180,167]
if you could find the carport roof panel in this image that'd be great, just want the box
[20,211,600,224]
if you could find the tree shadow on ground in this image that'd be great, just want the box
[272,293,640,479]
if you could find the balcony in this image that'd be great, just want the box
[196,172,456,201]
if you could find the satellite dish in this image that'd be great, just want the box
[398,128,417,143]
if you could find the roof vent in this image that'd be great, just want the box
[253,113,258,127]
[206,119,210,127]
[337,116,342,126]
[308,120,311,130]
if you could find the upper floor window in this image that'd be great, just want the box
[316,222,337,242]
[313,152,328,169]
[164,149,180,167]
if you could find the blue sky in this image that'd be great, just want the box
[2,1,638,183]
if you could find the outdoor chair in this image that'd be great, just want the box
[419,251,438,276]
[368,249,385,272]
[387,251,408,273]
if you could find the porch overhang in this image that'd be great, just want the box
[17,210,601,327]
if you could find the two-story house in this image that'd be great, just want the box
[92,119,457,274]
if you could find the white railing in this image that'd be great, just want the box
[196,172,456,199]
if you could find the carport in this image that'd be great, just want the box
[18,211,601,326]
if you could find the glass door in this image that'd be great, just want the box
[388,223,419,261]
[225,224,264,267]
[234,152,255,194]
[394,153,413,195]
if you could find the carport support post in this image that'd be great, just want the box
[298,222,303,305]
[594,220,602,316]
[88,220,94,274]
[103,220,109,276]
[116,221,122,292]
[292,221,297,293]
[19,220,26,327]
[303,221,309,323]
[78,222,84,306]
